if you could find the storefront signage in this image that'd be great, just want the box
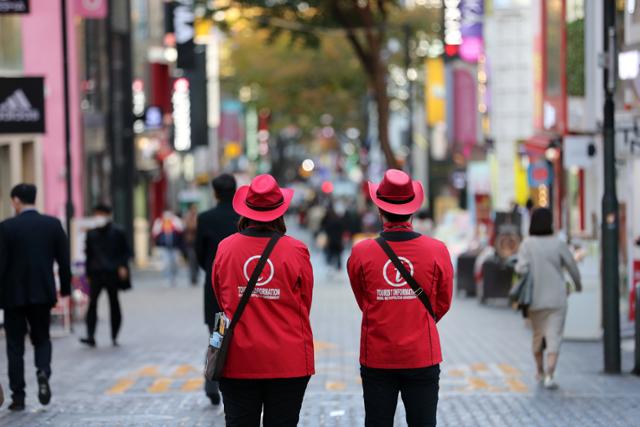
[619,50,640,80]
[453,68,477,158]
[460,0,483,63]
[0,77,45,134]
[172,78,191,151]
[444,0,462,58]
[173,0,195,69]
[528,159,553,188]
[0,0,29,13]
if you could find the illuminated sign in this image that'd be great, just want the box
[460,0,483,63]
[444,0,462,58]
[172,78,191,151]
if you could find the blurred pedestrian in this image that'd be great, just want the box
[80,204,131,348]
[213,174,314,426]
[515,207,582,389]
[183,203,199,286]
[195,174,239,405]
[413,208,434,237]
[321,204,345,271]
[347,170,453,427]
[152,211,184,286]
[0,184,71,411]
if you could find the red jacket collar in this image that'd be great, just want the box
[382,222,413,232]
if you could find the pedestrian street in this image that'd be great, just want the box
[0,241,638,426]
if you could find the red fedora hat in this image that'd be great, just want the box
[233,174,294,222]
[368,169,424,215]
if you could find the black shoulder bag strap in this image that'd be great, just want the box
[375,236,438,322]
[228,233,281,331]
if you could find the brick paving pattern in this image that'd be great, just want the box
[0,227,638,426]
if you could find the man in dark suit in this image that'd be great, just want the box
[0,184,71,411]
[80,204,131,348]
[195,173,238,405]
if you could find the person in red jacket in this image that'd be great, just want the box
[347,169,453,427]
[212,174,314,427]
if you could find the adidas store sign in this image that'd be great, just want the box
[0,77,45,134]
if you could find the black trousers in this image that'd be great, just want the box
[4,305,52,401]
[86,273,121,341]
[219,376,310,427]
[361,365,440,427]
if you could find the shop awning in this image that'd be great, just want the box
[523,133,561,157]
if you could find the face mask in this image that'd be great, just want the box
[94,216,109,227]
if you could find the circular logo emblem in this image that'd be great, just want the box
[243,256,275,286]
[383,257,414,287]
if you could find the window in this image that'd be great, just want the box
[0,16,22,72]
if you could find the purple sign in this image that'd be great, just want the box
[453,68,477,158]
[460,0,483,63]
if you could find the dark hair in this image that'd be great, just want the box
[525,198,535,211]
[238,216,287,234]
[212,174,237,202]
[10,183,37,204]
[416,208,431,220]
[93,203,112,215]
[529,207,554,236]
[379,209,412,223]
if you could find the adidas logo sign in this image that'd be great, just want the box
[0,89,41,122]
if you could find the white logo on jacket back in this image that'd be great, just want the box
[382,257,414,287]
[239,255,280,300]
[242,256,275,286]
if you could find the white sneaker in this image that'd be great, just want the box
[543,375,558,390]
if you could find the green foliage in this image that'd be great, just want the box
[222,30,367,135]
[566,18,585,97]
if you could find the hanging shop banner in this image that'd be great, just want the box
[443,0,462,59]
[453,68,477,158]
[460,0,483,63]
[173,0,195,70]
[542,0,567,134]
[0,0,28,13]
[75,0,107,18]
[425,58,446,126]
[0,77,45,134]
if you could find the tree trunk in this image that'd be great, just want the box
[372,61,398,169]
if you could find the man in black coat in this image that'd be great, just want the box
[195,173,238,405]
[80,204,131,348]
[0,184,71,411]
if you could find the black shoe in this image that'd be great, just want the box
[80,337,96,347]
[112,339,119,347]
[8,400,25,411]
[208,392,221,406]
[37,372,51,405]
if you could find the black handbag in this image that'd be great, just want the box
[204,233,281,382]
[375,237,438,322]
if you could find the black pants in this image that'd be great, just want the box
[219,376,310,427]
[325,247,342,270]
[361,365,440,427]
[4,305,52,401]
[86,273,121,341]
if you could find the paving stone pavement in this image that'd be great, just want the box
[0,227,638,426]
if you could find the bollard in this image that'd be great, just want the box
[634,283,640,376]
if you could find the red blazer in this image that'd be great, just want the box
[347,224,453,369]
[212,228,315,379]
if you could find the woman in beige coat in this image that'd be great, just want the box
[515,208,582,389]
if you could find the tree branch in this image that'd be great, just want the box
[331,1,375,77]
